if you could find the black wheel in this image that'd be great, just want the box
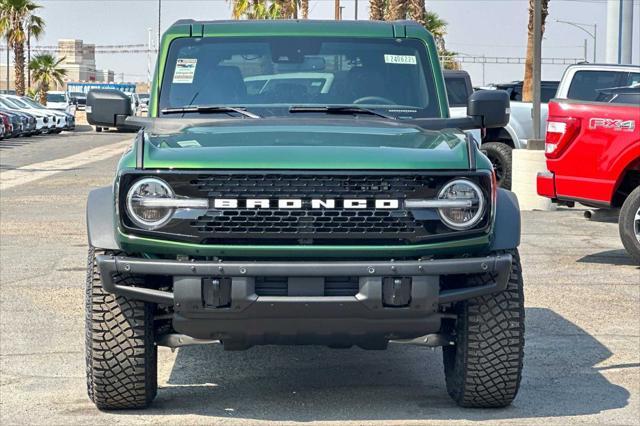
[95,126,102,132]
[481,142,513,190]
[85,247,157,410]
[619,186,640,265]
[443,249,524,408]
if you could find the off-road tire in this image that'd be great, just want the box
[619,186,640,265]
[85,247,157,410]
[481,142,513,190]
[443,249,524,408]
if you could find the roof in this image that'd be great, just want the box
[165,19,429,39]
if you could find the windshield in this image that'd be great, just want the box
[0,97,21,109]
[47,93,66,103]
[8,97,31,108]
[21,97,45,109]
[159,37,440,119]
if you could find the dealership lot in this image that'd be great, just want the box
[0,133,638,425]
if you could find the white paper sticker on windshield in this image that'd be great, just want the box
[384,54,417,65]
[177,139,201,148]
[173,58,197,84]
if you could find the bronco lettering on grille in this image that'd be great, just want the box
[212,199,400,209]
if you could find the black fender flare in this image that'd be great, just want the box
[86,186,120,250]
[489,188,521,251]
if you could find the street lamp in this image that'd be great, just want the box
[158,0,162,52]
[555,19,597,62]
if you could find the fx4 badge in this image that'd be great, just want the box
[589,118,635,132]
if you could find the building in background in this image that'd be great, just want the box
[58,39,116,83]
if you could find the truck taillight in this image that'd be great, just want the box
[545,117,581,159]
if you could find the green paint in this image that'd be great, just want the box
[141,122,470,170]
[117,227,491,259]
[118,20,494,258]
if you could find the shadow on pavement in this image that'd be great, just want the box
[577,249,638,267]
[128,307,629,421]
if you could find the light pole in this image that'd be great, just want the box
[555,19,597,62]
[147,28,152,89]
[158,0,162,53]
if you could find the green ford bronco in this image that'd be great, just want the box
[85,20,523,410]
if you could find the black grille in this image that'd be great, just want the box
[119,171,492,245]
[255,277,360,297]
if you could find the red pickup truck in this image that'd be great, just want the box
[537,88,640,263]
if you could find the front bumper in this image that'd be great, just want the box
[97,254,513,345]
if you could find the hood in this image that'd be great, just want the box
[141,118,471,170]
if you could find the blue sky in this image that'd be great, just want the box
[28,0,640,85]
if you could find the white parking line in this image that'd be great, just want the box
[0,139,132,190]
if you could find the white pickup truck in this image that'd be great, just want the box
[445,64,640,189]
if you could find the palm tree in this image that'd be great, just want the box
[230,0,251,19]
[229,0,297,19]
[369,0,385,20]
[29,53,66,105]
[409,0,425,27]
[424,10,447,52]
[0,0,44,96]
[522,0,549,101]
[386,0,408,20]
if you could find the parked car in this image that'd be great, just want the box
[477,64,640,189]
[0,95,54,134]
[70,91,87,110]
[19,96,75,131]
[443,70,488,166]
[0,111,14,138]
[491,80,559,103]
[137,93,150,115]
[46,91,76,115]
[538,74,640,263]
[85,19,523,411]
[0,109,23,137]
[0,106,37,136]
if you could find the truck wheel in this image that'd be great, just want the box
[442,249,524,408]
[85,247,157,410]
[481,142,513,190]
[95,126,102,132]
[619,186,640,265]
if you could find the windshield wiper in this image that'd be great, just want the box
[161,105,261,118]
[289,105,395,120]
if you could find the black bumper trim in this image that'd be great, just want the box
[96,254,512,306]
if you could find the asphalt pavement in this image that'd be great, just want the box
[0,130,638,425]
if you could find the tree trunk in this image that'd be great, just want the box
[369,0,385,20]
[386,0,408,20]
[13,42,25,96]
[39,83,48,105]
[409,0,426,27]
[301,0,309,18]
[522,0,549,102]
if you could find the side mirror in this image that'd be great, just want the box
[467,90,510,128]
[86,89,136,130]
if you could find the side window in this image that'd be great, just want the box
[444,77,470,107]
[540,87,557,103]
[626,72,640,86]
[567,70,625,101]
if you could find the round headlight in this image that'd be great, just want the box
[437,179,486,230]
[126,178,175,229]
